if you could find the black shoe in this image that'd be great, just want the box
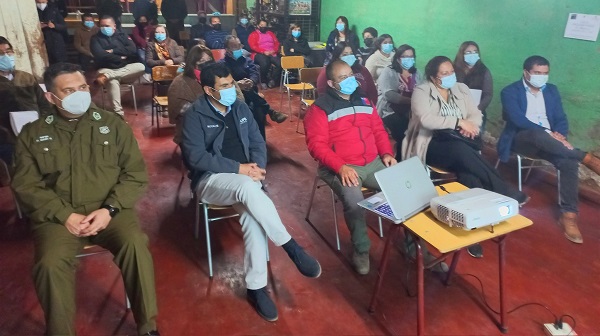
[247,287,278,322]
[141,330,160,336]
[268,109,288,123]
[467,243,483,258]
[282,238,322,278]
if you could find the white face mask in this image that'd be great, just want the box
[527,73,549,88]
[37,3,48,10]
[53,91,92,115]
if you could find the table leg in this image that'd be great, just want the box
[416,237,425,336]
[498,235,508,333]
[444,249,462,286]
[368,224,401,313]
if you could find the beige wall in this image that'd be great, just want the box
[0,0,48,79]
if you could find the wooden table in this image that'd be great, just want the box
[368,182,533,335]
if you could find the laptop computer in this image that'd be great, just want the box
[357,156,439,224]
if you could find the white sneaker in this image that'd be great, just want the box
[143,73,152,82]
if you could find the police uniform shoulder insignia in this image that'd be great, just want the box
[44,115,54,124]
[92,111,102,120]
[99,126,110,134]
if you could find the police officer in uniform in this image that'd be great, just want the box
[11,63,159,336]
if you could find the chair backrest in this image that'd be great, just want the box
[151,65,179,82]
[299,67,322,85]
[211,49,226,62]
[281,56,305,70]
[9,111,39,136]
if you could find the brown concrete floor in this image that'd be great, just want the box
[1,83,599,335]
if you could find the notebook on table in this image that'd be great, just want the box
[357,156,438,224]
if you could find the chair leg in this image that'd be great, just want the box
[517,155,523,191]
[557,170,561,205]
[130,85,138,116]
[194,191,200,239]
[203,203,213,278]
[523,158,535,183]
[378,217,384,238]
[305,176,319,220]
[331,189,340,251]
[125,294,131,310]
[494,158,500,169]
[287,88,293,122]
[265,232,270,262]
[11,189,22,219]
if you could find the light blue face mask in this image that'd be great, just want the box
[0,54,15,72]
[292,30,301,38]
[240,18,248,25]
[400,57,415,70]
[527,73,549,88]
[464,53,480,66]
[340,54,356,66]
[381,43,393,54]
[213,86,237,106]
[155,33,167,42]
[232,48,244,60]
[84,21,95,29]
[336,76,359,95]
[100,26,114,37]
[438,73,457,89]
[336,23,345,32]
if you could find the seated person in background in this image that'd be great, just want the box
[376,44,421,160]
[248,20,282,89]
[282,23,312,67]
[499,55,600,244]
[324,16,360,65]
[358,27,377,65]
[454,41,493,133]
[204,16,229,50]
[231,13,254,52]
[304,60,396,275]
[364,34,395,83]
[181,63,321,322]
[36,0,67,64]
[189,11,209,49]
[91,15,145,116]
[132,15,157,82]
[222,36,287,139]
[145,25,184,69]
[168,45,244,145]
[0,36,53,165]
[317,42,378,104]
[73,12,99,70]
[11,62,159,336]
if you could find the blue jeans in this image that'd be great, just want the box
[137,48,151,74]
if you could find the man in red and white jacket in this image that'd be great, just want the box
[304,60,396,275]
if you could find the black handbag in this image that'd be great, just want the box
[432,129,482,151]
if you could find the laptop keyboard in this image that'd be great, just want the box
[374,203,394,218]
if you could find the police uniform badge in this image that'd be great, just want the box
[92,111,102,120]
[45,115,54,124]
[99,126,110,134]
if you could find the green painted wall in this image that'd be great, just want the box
[320,0,600,152]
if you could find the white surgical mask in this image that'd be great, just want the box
[37,3,47,10]
[53,91,92,115]
[527,72,548,88]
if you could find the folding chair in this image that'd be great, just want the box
[76,245,131,310]
[495,153,561,204]
[295,67,322,134]
[193,191,270,278]
[151,65,179,135]
[305,175,384,251]
[101,81,138,115]
[279,56,308,120]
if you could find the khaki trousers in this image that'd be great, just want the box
[98,63,145,113]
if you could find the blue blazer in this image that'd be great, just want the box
[497,80,569,162]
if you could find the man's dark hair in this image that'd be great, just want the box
[200,63,231,88]
[331,41,352,62]
[81,12,94,22]
[523,55,549,71]
[224,35,238,50]
[325,60,348,81]
[0,36,13,50]
[183,45,214,78]
[424,56,452,82]
[362,27,378,38]
[99,15,115,23]
[43,62,84,92]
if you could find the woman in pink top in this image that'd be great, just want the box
[248,19,282,89]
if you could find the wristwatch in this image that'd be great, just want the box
[101,204,120,218]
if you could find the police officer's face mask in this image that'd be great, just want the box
[52,90,92,115]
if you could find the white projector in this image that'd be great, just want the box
[430,188,519,230]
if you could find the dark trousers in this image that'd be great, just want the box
[166,19,184,45]
[426,137,525,202]
[254,54,281,84]
[382,108,410,160]
[32,209,158,335]
[242,89,269,139]
[513,128,586,213]
[78,53,94,71]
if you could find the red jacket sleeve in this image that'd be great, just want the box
[248,31,261,53]
[370,105,394,157]
[304,104,347,173]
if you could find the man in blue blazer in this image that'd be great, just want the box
[498,55,600,244]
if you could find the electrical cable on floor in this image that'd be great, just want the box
[459,273,577,333]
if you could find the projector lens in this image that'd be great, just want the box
[498,205,510,217]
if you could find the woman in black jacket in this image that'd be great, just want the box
[324,16,360,65]
[282,23,312,67]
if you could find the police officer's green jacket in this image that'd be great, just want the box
[11,104,148,226]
